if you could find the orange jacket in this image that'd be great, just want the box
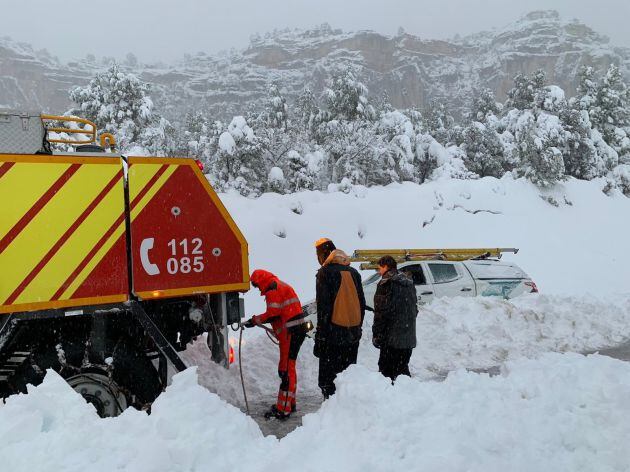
[251,270,305,333]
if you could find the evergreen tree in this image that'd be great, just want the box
[285,150,323,191]
[375,89,394,114]
[265,84,288,130]
[461,122,504,177]
[323,68,376,121]
[576,66,598,113]
[267,166,287,193]
[502,71,570,186]
[470,88,501,122]
[505,70,547,111]
[415,134,441,183]
[559,105,616,179]
[319,119,381,184]
[595,64,630,159]
[378,110,419,182]
[512,111,566,186]
[209,116,265,196]
[424,99,453,144]
[295,87,319,135]
[139,117,179,157]
[69,63,153,148]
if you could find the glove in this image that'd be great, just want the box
[313,336,324,358]
[243,318,255,328]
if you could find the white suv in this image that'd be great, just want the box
[362,259,537,308]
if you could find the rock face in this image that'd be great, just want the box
[0,40,92,113]
[1,10,628,121]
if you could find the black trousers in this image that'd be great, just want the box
[378,346,412,381]
[318,342,359,398]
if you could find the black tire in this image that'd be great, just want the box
[111,340,163,407]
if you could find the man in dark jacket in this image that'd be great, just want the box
[314,238,366,398]
[372,255,418,381]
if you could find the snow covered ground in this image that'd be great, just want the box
[3,175,630,470]
[2,353,630,472]
[197,174,630,404]
[185,293,630,407]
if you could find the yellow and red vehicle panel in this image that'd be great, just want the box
[0,154,249,315]
[0,155,128,314]
[128,157,249,299]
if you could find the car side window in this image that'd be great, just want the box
[428,263,459,284]
[402,264,426,285]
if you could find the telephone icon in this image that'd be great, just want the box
[140,238,160,276]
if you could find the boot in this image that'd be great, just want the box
[267,403,295,415]
[264,404,290,420]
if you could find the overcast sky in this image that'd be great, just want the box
[1,0,628,63]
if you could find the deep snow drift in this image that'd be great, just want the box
[185,293,630,405]
[2,353,630,472]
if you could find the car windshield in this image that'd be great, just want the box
[363,272,381,285]
[464,261,527,279]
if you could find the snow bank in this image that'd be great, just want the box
[406,293,630,374]
[3,354,630,472]
[0,368,271,472]
[184,293,630,406]
[272,354,630,472]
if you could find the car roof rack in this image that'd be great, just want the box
[350,248,519,270]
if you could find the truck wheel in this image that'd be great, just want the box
[66,372,127,417]
[111,343,163,409]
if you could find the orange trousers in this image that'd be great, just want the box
[275,330,306,414]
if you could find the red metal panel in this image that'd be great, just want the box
[129,159,249,299]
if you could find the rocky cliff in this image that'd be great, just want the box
[1,10,628,121]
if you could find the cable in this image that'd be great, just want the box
[237,323,279,416]
[262,325,279,345]
[238,326,250,415]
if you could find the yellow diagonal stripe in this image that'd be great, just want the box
[0,164,121,303]
[0,162,70,241]
[129,163,169,202]
[129,165,178,220]
[15,176,125,304]
[60,164,178,300]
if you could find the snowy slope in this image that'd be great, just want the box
[2,353,630,472]
[220,175,630,316]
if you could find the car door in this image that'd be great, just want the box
[399,263,434,306]
[425,261,475,298]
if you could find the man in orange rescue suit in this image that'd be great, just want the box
[243,269,312,420]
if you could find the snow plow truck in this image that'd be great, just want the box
[0,110,248,416]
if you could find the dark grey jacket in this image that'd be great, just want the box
[372,270,418,349]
